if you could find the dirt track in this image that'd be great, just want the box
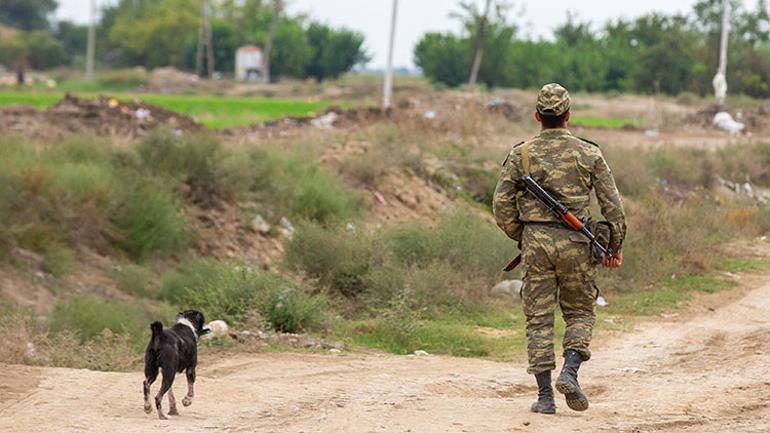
[2,274,769,433]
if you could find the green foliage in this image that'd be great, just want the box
[111,263,157,298]
[106,174,189,261]
[304,23,369,81]
[137,130,225,206]
[415,1,770,97]
[109,0,199,68]
[291,167,362,224]
[51,295,157,344]
[0,30,68,70]
[161,258,323,332]
[0,0,57,30]
[42,244,76,277]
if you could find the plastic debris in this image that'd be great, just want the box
[645,129,660,138]
[108,98,119,108]
[373,191,387,204]
[252,214,270,234]
[596,296,609,307]
[713,111,745,134]
[424,111,437,119]
[279,217,295,236]
[413,350,430,356]
[135,107,151,123]
[310,111,338,129]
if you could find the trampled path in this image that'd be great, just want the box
[2,274,769,433]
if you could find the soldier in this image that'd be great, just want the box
[493,83,626,414]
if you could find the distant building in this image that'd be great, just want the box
[235,45,263,81]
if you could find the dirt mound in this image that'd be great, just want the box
[147,67,201,93]
[0,94,202,140]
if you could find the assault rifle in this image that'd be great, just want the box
[503,175,610,272]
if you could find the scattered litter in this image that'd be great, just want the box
[713,111,745,134]
[135,107,151,122]
[620,367,646,374]
[279,217,295,236]
[108,98,119,108]
[373,191,387,204]
[596,296,609,307]
[424,111,437,120]
[329,348,342,353]
[413,350,430,356]
[490,280,523,299]
[45,79,57,89]
[345,222,356,232]
[310,111,339,129]
[645,129,660,138]
[203,320,229,339]
[252,214,270,234]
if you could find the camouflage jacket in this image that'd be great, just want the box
[493,128,627,252]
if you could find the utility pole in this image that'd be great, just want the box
[85,0,96,80]
[262,0,283,84]
[383,0,399,110]
[196,0,215,78]
[468,0,492,89]
[713,0,730,106]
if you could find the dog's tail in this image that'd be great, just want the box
[150,321,163,350]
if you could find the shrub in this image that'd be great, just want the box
[50,295,155,344]
[285,223,376,297]
[111,263,157,298]
[106,174,189,261]
[161,258,323,331]
[291,167,362,224]
[137,130,226,206]
[42,244,76,277]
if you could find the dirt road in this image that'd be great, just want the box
[2,274,769,433]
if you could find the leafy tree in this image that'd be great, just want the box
[109,0,199,68]
[53,21,88,64]
[0,30,67,69]
[0,0,58,31]
[304,23,368,81]
[414,33,469,87]
[270,18,313,79]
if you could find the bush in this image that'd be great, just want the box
[50,295,160,345]
[285,223,377,298]
[111,263,157,298]
[42,244,76,277]
[96,68,149,90]
[161,258,324,331]
[291,167,362,224]
[106,174,189,261]
[136,130,226,206]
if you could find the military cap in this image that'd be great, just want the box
[536,83,571,116]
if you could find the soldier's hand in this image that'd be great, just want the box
[602,252,623,268]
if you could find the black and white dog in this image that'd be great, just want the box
[143,310,209,420]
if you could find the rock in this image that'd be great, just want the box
[329,348,341,353]
[490,280,523,299]
[252,214,270,234]
[413,350,430,356]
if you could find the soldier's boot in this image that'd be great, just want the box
[530,370,556,414]
[555,349,589,411]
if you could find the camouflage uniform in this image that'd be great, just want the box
[493,84,627,375]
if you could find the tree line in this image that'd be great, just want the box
[0,0,369,81]
[415,0,770,97]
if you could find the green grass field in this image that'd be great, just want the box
[570,115,643,129]
[0,91,334,129]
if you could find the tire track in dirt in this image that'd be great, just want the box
[2,273,770,433]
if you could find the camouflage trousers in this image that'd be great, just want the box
[520,224,599,375]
